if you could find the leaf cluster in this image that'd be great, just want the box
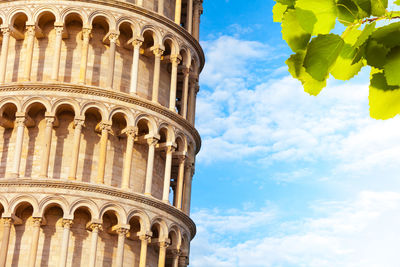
[273,0,400,119]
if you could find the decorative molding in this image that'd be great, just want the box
[0,83,201,154]
[0,179,197,238]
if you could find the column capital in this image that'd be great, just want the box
[170,55,182,65]
[108,32,119,43]
[152,47,165,57]
[146,136,160,146]
[132,39,143,47]
[32,217,42,227]
[2,217,12,226]
[15,116,26,127]
[82,28,92,40]
[89,223,103,232]
[1,27,10,36]
[26,25,36,37]
[182,67,190,76]
[166,143,177,154]
[138,234,152,243]
[99,121,112,132]
[54,25,64,36]
[45,116,55,126]
[62,219,73,229]
[116,227,129,236]
[177,154,187,164]
[158,240,171,248]
[73,118,85,128]
[125,126,138,138]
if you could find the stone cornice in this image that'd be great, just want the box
[0,0,205,72]
[0,83,201,154]
[0,179,196,238]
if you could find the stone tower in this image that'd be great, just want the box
[0,0,203,266]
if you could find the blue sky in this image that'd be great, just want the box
[189,1,400,267]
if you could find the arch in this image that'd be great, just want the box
[175,131,188,153]
[126,209,151,232]
[180,45,192,67]
[162,34,180,55]
[181,232,190,254]
[69,198,99,220]
[168,224,182,249]
[0,195,9,215]
[80,101,108,120]
[140,25,162,46]
[0,97,21,112]
[7,7,33,25]
[22,97,51,113]
[38,195,69,217]
[108,107,134,125]
[0,11,6,26]
[88,10,116,31]
[60,7,88,25]
[51,98,80,116]
[157,123,175,142]
[33,5,61,23]
[116,17,140,36]
[135,114,157,136]
[150,217,169,239]
[98,202,127,225]
[9,194,39,215]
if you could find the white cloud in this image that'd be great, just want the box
[191,191,400,267]
[196,34,400,183]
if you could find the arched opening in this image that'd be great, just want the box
[32,11,56,82]
[177,48,189,115]
[71,206,92,266]
[39,203,64,266]
[0,102,17,177]
[51,104,75,179]
[166,229,179,267]
[108,112,128,187]
[126,214,143,266]
[9,12,28,82]
[87,16,110,87]
[170,136,185,204]
[116,22,134,93]
[10,201,34,266]
[62,12,83,83]
[24,102,47,178]
[79,107,102,182]
[132,118,151,193]
[99,210,119,265]
[138,29,156,100]
[161,39,174,108]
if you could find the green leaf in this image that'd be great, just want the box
[369,69,400,119]
[384,47,400,86]
[281,9,311,52]
[303,34,344,81]
[371,22,400,49]
[353,0,371,15]
[273,2,288,22]
[295,0,337,35]
[395,0,400,6]
[354,22,376,48]
[286,51,326,96]
[371,0,387,16]
[365,39,389,68]
[337,0,360,25]
[275,0,295,6]
[331,27,364,80]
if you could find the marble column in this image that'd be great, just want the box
[162,144,176,203]
[115,228,129,267]
[59,219,73,267]
[169,55,181,111]
[0,27,11,83]
[175,0,182,25]
[0,218,12,266]
[175,156,186,210]
[183,163,194,215]
[28,218,42,267]
[193,0,203,41]
[144,136,159,195]
[158,0,164,15]
[172,250,181,267]
[130,39,143,94]
[88,223,102,267]
[39,116,55,178]
[68,118,84,180]
[11,115,26,177]
[137,0,143,6]
[24,25,36,81]
[79,28,91,84]
[122,127,137,190]
[97,122,111,184]
[186,0,194,34]
[158,241,169,267]
[107,33,119,89]
[180,68,190,118]
[139,234,151,267]
[152,48,164,103]
[51,24,64,81]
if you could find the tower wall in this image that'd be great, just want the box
[0,0,204,266]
